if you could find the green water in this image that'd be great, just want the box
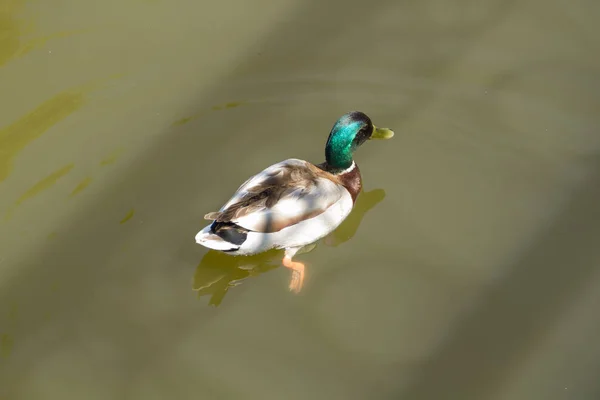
[1,0,600,399]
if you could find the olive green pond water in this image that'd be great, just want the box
[1,0,600,399]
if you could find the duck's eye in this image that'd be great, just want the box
[362,125,375,138]
[353,126,371,146]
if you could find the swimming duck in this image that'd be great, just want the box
[195,111,394,293]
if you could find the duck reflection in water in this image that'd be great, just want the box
[193,188,386,306]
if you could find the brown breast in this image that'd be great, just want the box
[312,161,362,203]
[338,163,362,203]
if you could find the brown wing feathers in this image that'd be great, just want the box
[204,162,341,231]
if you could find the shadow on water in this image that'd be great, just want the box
[399,157,600,400]
[193,187,386,306]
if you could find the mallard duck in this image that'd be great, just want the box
[195,111,394,293]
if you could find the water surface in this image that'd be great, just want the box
[1,0,599,399]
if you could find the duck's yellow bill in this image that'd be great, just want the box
[370,125,394,140]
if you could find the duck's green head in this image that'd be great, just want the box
[325,111,394,171]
